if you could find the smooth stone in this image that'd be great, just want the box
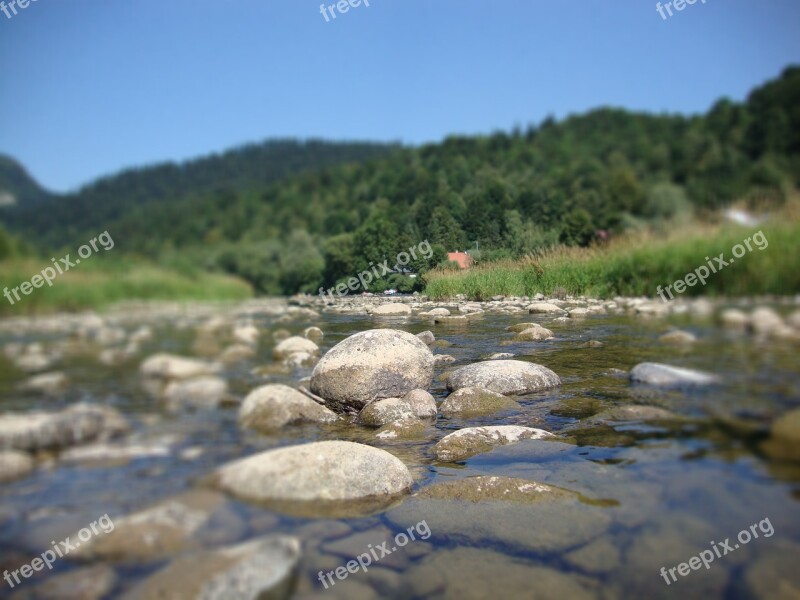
[749,306,785,335]
[426,308,451,317]
[303,326,324,341]
[119,536,300,600]
[162,376,229,410]
[310,329,434,411]
[213,441,413,515]
[19,371,69,395]
[433,354,456,365]
[16,564,117,600]
[233,324,260,346]
[484,352,515,360]
[0,450,35,483]
[371,303,412,316]
[447,360,561,395]
[630,362,719,386]
[239,384,337,431]
[358,398,416,427]
[659,330,697,344]
[721,308,749,328]
[375,419,428,441]
[433,426,554,462]
[140,353,217,380]
[439,387,520,417]
[58,435,177,467]
[400,389,437,418]
[218,344,256,364]
[568,308,589,317]
[505,322,547,333]
[527,302,566,315]
[416,330,435,345]
[513,326,554,342]
[272,336,319,360]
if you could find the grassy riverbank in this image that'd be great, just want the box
[0,258,252,315]
[424,218,800,301]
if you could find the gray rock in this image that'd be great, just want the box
[162,376,229,410]
[218,344,256,364]
[440,387,520,416]
[720,308,749,328]
[239,384,337,430]
[358,398,416,427]
[659,330,697,344]
[433,354,456,365]
[416,330,435,345]
[19,371,69,395]
[0,450,34,483]
[310,329,434,411]
[303,326,324,341]
[18,564,117,600]
[213,441,413,514]
[375,419,429,441]
[513,326,554,342]
[484,352,515,360]
[140,353,218,380]
[433,426,554,461]
[528,302,566,315]
[400,389,437,418]
[0,403,128,451]
[506,322,546,333]
[119,536,300,600]
[371,303,412,316]
[630,362,719,386]
[272,336,319,360]
[426,308,451,317]
[447,360,561,395]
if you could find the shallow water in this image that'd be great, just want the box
[1,303,799,599]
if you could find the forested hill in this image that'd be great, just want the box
[0,139,400,247]
[0,156,55,208]
[1,66,797,296]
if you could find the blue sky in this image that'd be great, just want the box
[1,0,798,192]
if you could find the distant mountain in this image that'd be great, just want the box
[0,139,400,248]
[0,155,55,209]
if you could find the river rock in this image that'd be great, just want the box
[140,353,218,380]
[761,408,800,461]
[218,343,256,364]
[401,389,437,418]
[72,490,227,563]
[513,325,554,342]
[386,476,610,553]
[272,336,319,360]
[18,564,117,600]
[375,418,428,441]
[119,536,300,600]
[371,303,412,316]
[426,308,451,317]
[506,322,546,333]
[239,384,337,431]
[310,329,434,411]
[0,450,34,483]
[233,324,260,346]
[358,398,416,427]
[749,307,785,336]
[720,308,749,328]
[416,330,435,345]
[446,360,561,395]
[162,376,229,410]
[440,387,520,416]
[433,354,456,365]
[528,302,567,315]
[0,403,128,451]
[405,547,595,600]
[19,371,69,395]
[485,352,515,360]
[304,326,324,341]
[659,330,697,344]
[433,426,555,461]
[213,441,413,511]
[630,362,719,386]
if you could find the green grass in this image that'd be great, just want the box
[424,220,800,301]
[0,257,252,315]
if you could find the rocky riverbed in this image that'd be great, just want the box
[1,294,799,599]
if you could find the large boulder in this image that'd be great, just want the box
[433,426,555,462]
[119,536,300,600]
[239,385,337,430]
[310,329,434,411]
[446,360,561,395]
[630,362,719,386]
[0,403,128,451]
[213,441,413,515]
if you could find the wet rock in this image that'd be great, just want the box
[140,353,218,381]
[405,547,595,600]
[119,536,300,600]
[416,330,435,345]
[371,303,412,316]
[358,398,416,427]
[425,308,451,317]
[375,419,428,441]
[233,324,260,346]
[162,376,229,410]
[0,403,128,451]
[630,362,719,386]
[433,354,455,365]
[304,326,324,341]
[0,450,34,483]
[431,339,452,348]
[434,315,468,324]
[513,325,554,342]
[506,322,546,333]
[19,371,69,395]
[439,387,520,417]
[761,408,800,461]
[579,405,679,428]
[59,436,177,467]
[73,490,227,563]
[218,343,256,364]
[387,476,610,553]
[659,330,697,344]
[213,441,413,511]
[400,389,437,418]
[310,329,434,412]
[239,384,337,430]
[485,352,515,360]
[720,308,749,328]
[13,564,118,600]
[446,360,561,395]
[272,336,319,360]
[528,302,567,315]
[433,426,555,462]
[283,351,318,368]
[568,308,589,318]
[749,306,784,336]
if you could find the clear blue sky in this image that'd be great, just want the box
[1,0,798,192]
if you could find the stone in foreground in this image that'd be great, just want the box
[433,425,555,462]
[310,329,434,411]
[446,360,561,395]
[239,384,337,430]
[440,387,520,417]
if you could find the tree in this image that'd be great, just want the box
[560,208,595,247]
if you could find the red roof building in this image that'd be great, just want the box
[447,252,473,269]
